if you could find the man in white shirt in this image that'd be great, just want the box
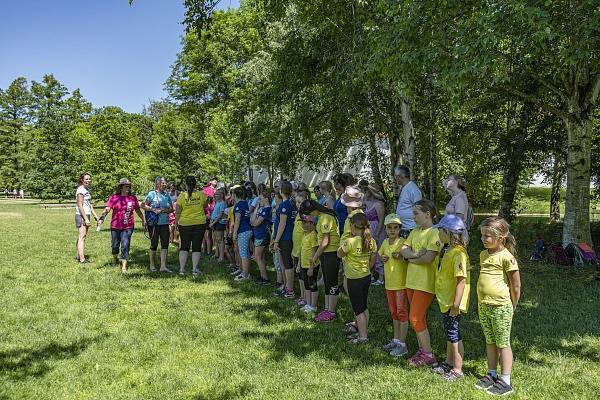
[394,165,422,237]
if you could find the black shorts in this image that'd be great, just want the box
[300,266,320,292]
[213,222,226,232]
[347,274,371,315]
[279,240,294,270]
[443,311,462,343]
[148,224,170,250]
[320,251,341,295]
[179,223,207,252]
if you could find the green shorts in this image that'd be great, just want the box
[478,303,513,348]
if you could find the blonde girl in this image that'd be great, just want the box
[400,199,443,367]
[294,190,310,306]
[379,213,409,357]
[337,212,377,344]
[432,214,470,381]
[474,217,521,396]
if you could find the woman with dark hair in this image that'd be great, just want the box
[299,199,341,322]
[97,178,145,273]
[175,176,209,276]
[143,176,174,272]
[75,172,99,264]
[232,185,253,281]
[333,173,355,234]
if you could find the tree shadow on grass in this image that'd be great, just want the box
[192,382,254,400]
[0,333,109,381]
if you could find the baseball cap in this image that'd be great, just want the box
[118,178,131,186]
[384,213,402,226]
[433,214,466,233]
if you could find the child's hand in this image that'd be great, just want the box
[449,306,460,317]
[307,267,314,277]
[295,265,301,273]
[392,251,402,259]
[381,255,390,262]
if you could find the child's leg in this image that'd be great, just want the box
[408,290,434,352]
[348,276,370,338]
[255,246,268,279]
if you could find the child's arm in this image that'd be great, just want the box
[308,245,318,275]
[407,250,438,265]
[273,214,287,251]
[232,212,241,241]
[336,246,346,258]
[400,245,418,259]
[312,234,329,264]
[369,253,377,270]
[507,270,521,311]
[450,276,466,317]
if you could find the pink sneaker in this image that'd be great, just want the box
[408,349,437,367]
[314,310,336,322]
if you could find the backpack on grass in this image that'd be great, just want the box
[546,243,572,266]
[529,238,546,261]
[565,242,598,268]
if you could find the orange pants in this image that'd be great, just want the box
[386,289,408,322]
[406,288,434,333]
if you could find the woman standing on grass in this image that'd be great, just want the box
[333,173,355,234]
[362,183,387,285]
[75,172,99,264]
[97,178,145,273]
[143,176,174,272]
[175,176,209,277]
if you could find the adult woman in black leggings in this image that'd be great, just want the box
[175,176,209,277]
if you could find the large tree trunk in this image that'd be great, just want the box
[562,116,593,245]
[429,104,438,204]
[550,154,564,222]
[400,99,416,180]
[498,103,530,221]
[366,95,388,204]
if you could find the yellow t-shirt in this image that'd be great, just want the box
[300,230,320,269]
[435,246,470,313]
[477,248,519,306]
[404,227,443,293]
[176,192,207,226]
[316,213,340,253]
[291,216,304,257]
[341,209,364,242]
[341,236,377,279]
[378,238,408,290]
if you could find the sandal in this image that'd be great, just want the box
[346,333,359,341]
[344,323,358,334]
[348,337,369,345]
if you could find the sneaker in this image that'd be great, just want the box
[442,369,464,382]
[372,279,384,286]
[486,379,514,396]
[383,339,399,351]
[150,267,158,272]
[257,277,270,286]
[474,374,497,391]
[296,299,307,307]
[274,286,286,297]
[230,268,241,276]
[283,289,295,299]
[432,362,453,375]
[408,349,437,367]
[234,274,250,282]
[159,267,173,273]
[348,337,369,345]
[389,342,408,357]
[302,305,317,313]
[314,310,336,322]
[192,270,201,278]
[179,269,186,276]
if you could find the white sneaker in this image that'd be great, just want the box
[373,279,384,286]
[179,269,185,276]
[234,274,250,281]
[230,268,241,276]
[302,305,317,313]
[192,268,200,276]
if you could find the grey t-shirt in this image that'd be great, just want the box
[395,181,422,230]
[445,191,469,221]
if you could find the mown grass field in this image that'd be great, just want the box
[1,201,599,399]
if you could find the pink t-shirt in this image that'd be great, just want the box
[107,195,140,230]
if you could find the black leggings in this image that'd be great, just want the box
[279,240,294,270]
[320,251,340,295]
[179,224,207,252]
[347,274,371,315]
[149,224,170,250]
[300,266,320,292]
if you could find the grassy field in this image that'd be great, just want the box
[1,202,599,400]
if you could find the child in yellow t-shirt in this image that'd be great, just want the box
[298,215,320,313]
[474,217,521,396]
[432,214,470,381]
[378,213,409,357]
[337,212,377,345]
[293,191,309,307]
[400,199,443,367]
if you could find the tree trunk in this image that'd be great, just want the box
[498,103,530,221]
[428,102,437,204]
[400,99,416,180]
[550,154,564,222]
[562,116,593,246]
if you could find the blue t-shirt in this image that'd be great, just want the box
[334,197,348,235]
[274,199,297,241]
[254,206,272,240]
[234,200,252,233]
[145,190,173,226]
[210,200,227,224]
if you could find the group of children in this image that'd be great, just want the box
[207,179,522,397]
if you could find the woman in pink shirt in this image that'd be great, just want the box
[98,178,145,273]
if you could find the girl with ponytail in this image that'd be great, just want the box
[337,212,377,344]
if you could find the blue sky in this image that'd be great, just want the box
[0,0,239,113]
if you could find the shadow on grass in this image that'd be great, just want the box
[0,333,109,381]
[192,382,254,400]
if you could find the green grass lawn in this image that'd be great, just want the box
[1,203,599,399]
